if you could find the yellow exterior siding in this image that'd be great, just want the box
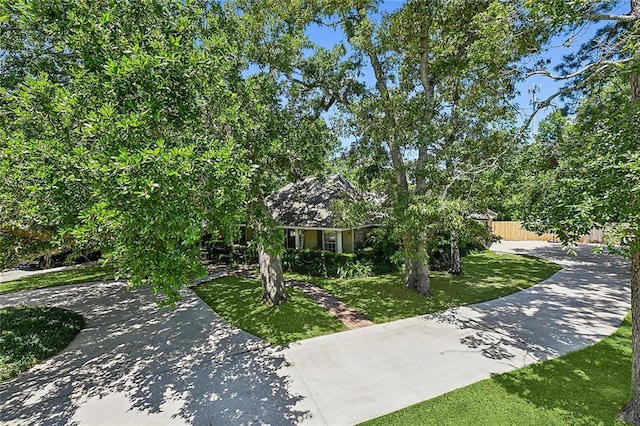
[342,230,354,253]
[304,230,318,249]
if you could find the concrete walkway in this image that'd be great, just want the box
[0,241,631,425]
[0,264,81,284]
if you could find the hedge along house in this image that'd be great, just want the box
[262,174,382,254]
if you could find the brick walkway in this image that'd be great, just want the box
[196,266,374,330]
[287,280,374,329]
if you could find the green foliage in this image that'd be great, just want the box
[0,306,85,382]
[336,259,374,279]
[522,79,640,252]
[193,276,347,345]
[0,234,52,269]
[282,248,355,277]
[223,244,259,265]
[0,1,286,303]
[288,251,560,323]
[0,264,116,294]
[363,314,632,425]
[355,227,403,274]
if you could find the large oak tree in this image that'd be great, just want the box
[0,0,333,306]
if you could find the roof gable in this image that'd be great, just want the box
[267,174,377,229]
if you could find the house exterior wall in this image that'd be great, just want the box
[236,226,365,253]
[303,230,318,249]
[342,230,354,253]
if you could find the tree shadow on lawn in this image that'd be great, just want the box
[0,282,307,425]
[490,315,632,425]
[428,245,630,365]
[193,276,347,346]
[307,251,562,324]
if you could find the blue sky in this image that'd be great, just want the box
[303,1,631,139]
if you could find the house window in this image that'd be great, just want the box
[323,231,336,252]
[285,229,296,249]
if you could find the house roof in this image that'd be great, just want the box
[266,174,381,229]
[469,210,498,221]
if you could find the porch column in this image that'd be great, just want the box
[295,229,302,249]
[352,229,355,252]
[336,231,343,254]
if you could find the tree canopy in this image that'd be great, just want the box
[0,0,335,305]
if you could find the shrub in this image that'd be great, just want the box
[354,227,402,274]
[229,244,258,264]
[1,306,85,382]
[203,240,258,265]
[337,259,375,279]
[282,248,355,277]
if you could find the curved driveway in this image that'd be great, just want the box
[0,242,631,425]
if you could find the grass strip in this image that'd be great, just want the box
[0,264,116,294]
[194,276,347,346]
[0,305,85,382]
[288,251,561,323]
[362,314,632,426]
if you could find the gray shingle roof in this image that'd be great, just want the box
[266,174,380,229]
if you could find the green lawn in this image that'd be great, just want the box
[0,263,116,294]
[288,251,561,323]
[362,314,632,426]
[193,276,347,346]
[0,306,85,382]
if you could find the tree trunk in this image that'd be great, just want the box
[0,226,54,242]
[362,14,433,297]
[450,237,461,275]
[618,68,640,425]
[404,255,431,297]
[619,250,640,425]
[258,243,287,306]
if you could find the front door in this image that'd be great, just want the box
[285,229,296,249]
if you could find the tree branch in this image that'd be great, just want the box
[521,54,630,132]
[581,13,638,23]
[526,58,632,80]
[0,225,54,242]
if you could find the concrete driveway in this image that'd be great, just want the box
[0,241,631,425]
[0,282,304,425]
[277,241,630,425]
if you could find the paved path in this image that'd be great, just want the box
[0,282,301,425]
[0,264,81,284]
[0,242,631,425]
[277,241,631,425]
[288,280,374,329]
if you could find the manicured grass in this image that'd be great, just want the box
[288,251,561,323]
[0,263,116,294]
[362,314,632,426]
[0,306,85,382]
[193,276,348,346]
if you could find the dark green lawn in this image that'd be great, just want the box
[0,306,85,382]
[362,314,632,426]
[193,276,347,346]
[0,263,116,294]
[288,251,561,323]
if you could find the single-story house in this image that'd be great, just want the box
[258,174,382,254]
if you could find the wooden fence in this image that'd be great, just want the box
[490,221,606,244]
[490,221,558,242]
